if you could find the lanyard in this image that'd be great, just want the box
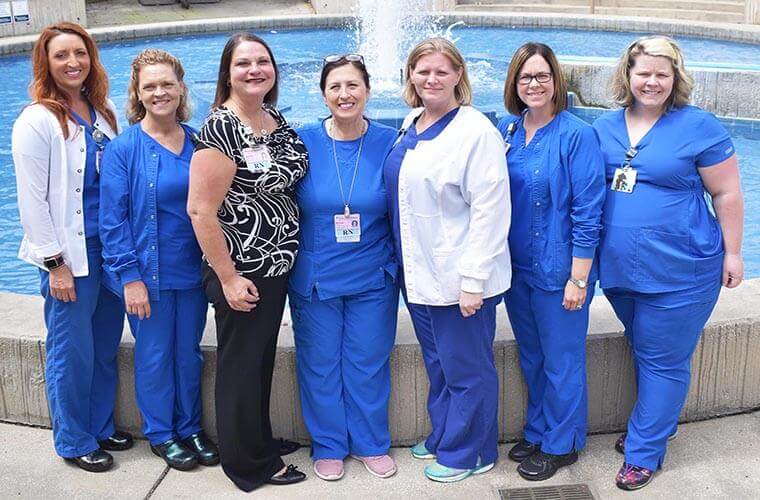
[330,118,366,217]
[621,146,639,170]
[503,120,519,153]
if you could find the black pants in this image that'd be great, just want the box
[203,263,286,492]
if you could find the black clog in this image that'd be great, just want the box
[182,431,220,466]
[65,448,113,473]
[150,438,198,471]
[98,430,134,451]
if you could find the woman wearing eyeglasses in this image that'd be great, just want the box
[498,43,605,481]
[99,49,218,472]
[188,32,308,491]
[290,54,399,481]
[593,36,743,491]
[384,38,510,483]
[11,22,128,472]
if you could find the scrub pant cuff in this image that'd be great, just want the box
[311,451,348,460]
[624,453,664,472]
[349,446,390,457]
[95,425,117,442]
[178,425,204,441]
[436,453,481,470]
[148,432,176,446]
[57,443,100,459]
[523,431,543,447]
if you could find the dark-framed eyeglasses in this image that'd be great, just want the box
[518,72,553,85]
[323,53,365,67]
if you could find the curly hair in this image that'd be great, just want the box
[30,22,116,138]
[610,36,694,109]
[126,48,190,125]
[403,37,472,108]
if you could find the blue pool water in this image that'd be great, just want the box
[1,27,758,293]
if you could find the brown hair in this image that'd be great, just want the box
[402,37,472,108]
[320,58,370,94]
[503,42,567,116]
[212,32,278,109]
[126,48,191,125]
[30,22,116,138]
[610,36,693,109]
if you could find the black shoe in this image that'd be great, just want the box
[266,464,306,485]
[150,438,198,471]
[98,430,134,452]
[182,431,220,466]
[517,450,578,481]
[65,449,113,473]
[508,439,540,462]
[277,438,301,456]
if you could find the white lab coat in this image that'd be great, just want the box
[397,106,512,305]
[12,102,118,276]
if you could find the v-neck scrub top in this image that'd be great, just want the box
[592,105,734,293]
[291,119,398,300]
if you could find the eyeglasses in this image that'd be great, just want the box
[323,53,365,66]
[518,72,552,85]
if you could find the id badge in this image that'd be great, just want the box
[242,145,272,173]
[611,167,637,193]
[334,213,361,243]
[95,150,103,174]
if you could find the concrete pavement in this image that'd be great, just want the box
[1,410,759,499]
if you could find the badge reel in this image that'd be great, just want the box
[242,144,272,174]
[92,128,106,174]
[611,147,638,194]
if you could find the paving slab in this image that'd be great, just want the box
[150,411,760,500]
[0,423,166,499]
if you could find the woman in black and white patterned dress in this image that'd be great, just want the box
[188,33,308,491]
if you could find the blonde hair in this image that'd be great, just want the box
[503,42,567,116]
[610,36,694,109]
[126,48,190,125]
[403,37,472,108]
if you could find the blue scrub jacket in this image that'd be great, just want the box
[99,123,201,300]
[498,111,605,290]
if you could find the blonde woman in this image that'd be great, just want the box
[383,37,511,483]
[593,36,744,490]
[99,49,218,471]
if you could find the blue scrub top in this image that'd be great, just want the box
[291,119,398,300]
[592,105,734,292]
[383,107,460,274]
[498,110,605,291]
[100,123,202,301]
[71,104,110,240]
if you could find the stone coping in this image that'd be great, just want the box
[1,12,759,56]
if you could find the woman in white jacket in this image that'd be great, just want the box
[12,22,128,473]
[383,37,511,483]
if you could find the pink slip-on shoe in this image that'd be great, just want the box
[351,454,397,478]
[313,459,344,481]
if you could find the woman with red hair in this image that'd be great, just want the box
[12,22,128,472]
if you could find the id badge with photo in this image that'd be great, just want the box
[334,213,361,243]
[611,167,637,193]
[242,145,272,173]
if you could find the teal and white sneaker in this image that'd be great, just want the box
[424,458,495,483]
[410,441,435,460]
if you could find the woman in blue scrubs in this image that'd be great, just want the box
[12,22,128,472]
[384,38,511,483]
[498,43,605,481]
[593,36,744,491]
[290,54,399,482]
[100,49,218,471]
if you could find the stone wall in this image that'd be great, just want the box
[1,279,759,443]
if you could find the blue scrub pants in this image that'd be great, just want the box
[40,239,124,458]
[604,280,721,471]
[503,272,592,455]
[128,288,207,445]
[405,293,500,469]
[289,276,398,459]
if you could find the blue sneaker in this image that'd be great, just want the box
[410,441,435,460]
[424,458,494,483]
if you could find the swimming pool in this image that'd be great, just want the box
[1,27,758,293]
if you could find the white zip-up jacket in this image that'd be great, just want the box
[12,102,118,276]
[398,106,512,305]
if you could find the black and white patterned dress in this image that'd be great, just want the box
[196,104,308,276]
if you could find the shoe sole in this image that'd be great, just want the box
[411,450,436,460]
[425,469,473,483]
[350,455,397,478]
[517,454,578,482]
[472,462,495,475]
[314,469,344,481]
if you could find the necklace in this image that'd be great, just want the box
[329,117,366,217]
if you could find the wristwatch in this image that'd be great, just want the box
[43,254,65,270]
[568,277,588,289]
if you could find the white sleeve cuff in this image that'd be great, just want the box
[460,277,484,294]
